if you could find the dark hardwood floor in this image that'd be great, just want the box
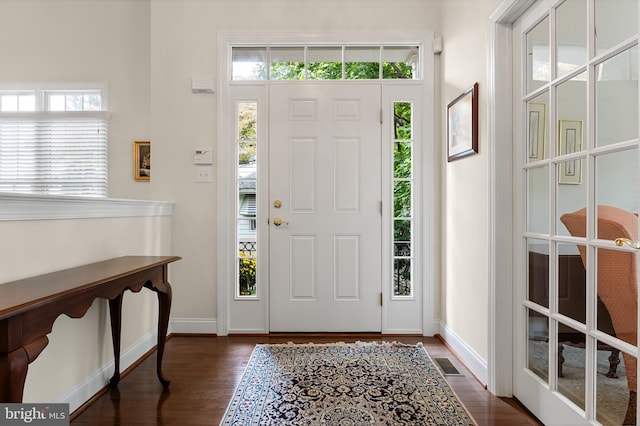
[71,335,542,425]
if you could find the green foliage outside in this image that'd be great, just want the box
[269,61,413,80]
[239,252,256,296]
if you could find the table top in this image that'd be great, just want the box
[0,255,181,320]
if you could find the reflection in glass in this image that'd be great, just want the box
[596,148,638,212]
[556,0,587,79]
[595,0,638,55]
[528,309,549,382]
[527,166,549,234]
[270,47,304,80]
[526,15,550,93]
[596,46,638,148]
[527,93,549,162]
[557,243,586,323]
[556,72,586,154]
[557,326,586,410]
[556,167,586,236]
[528,238,549,309]
[596,247,637,343]
[596,343,633,425]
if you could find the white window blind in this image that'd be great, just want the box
[0,111,109,197]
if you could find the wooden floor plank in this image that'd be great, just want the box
[71,335,542,425]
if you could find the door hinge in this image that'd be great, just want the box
[380,292,383,306]
[379,200,383,215]
[380,109,383,124]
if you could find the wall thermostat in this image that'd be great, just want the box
[194,148,213,165]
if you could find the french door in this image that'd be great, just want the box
[513,1,639,424]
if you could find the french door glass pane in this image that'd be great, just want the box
[596,247,637,342]
[557,166,587,236]
[595,0,638,55]
[595,45,638,148]
[557,327,586,411]
[527,93,549,162]
[528,166,550,234]
[528,238,550,309]
[526,15,550,92]
[557,242,586,323]
[596,340,632,425]
[595,148,638,213]
[528,309,549,381]
[556,72,586,155]
[556,0,587,79]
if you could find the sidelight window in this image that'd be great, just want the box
[392,101,413,297]
[237,101,258,297]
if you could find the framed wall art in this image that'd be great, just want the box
[447,82,478,162]
[558,120,583,184]
[528,102,547,161]
[134,140,151,182]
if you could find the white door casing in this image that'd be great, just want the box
[269,83,382,332]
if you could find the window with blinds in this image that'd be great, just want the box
[0,88,109,197]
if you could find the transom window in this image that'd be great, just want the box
[232,45,420,81]
[0,87,109,197]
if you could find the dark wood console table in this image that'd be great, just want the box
[0,255,181,402]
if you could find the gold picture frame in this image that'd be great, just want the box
[558,120,583,185]
[134,141,151,182]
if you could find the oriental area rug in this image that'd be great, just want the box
[220,341,476,425]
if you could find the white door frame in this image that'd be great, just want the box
[487,0,536,397]
[216,32,436,336]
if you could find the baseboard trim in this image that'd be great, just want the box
[170,317,218,334]
[437,320,489,386]
[59,330,158,414]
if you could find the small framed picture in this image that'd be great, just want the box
[134,141,151,182]
[558,120,583,185]
[528,102,547,161]
[447,82,478,162]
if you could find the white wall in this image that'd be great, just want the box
[0,214,172,410]
[147,0,445,327]
[0,0,173,412]
[440,0,501,364]
[0,0,507,409]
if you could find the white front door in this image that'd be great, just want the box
[269,84,382,332]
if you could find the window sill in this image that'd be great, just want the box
[0,193,174,221]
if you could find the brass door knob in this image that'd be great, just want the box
[273,217,289,227]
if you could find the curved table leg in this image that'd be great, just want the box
[109,294,124,388]
[0,347,29,402]
[154,280,172,388]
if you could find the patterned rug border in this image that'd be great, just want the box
[221,340,477,425]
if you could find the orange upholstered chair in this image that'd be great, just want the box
[560,205,638,424]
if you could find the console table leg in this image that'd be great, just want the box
[0,347,29,402]
[108,294,123,388]
[156,281,172,388]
